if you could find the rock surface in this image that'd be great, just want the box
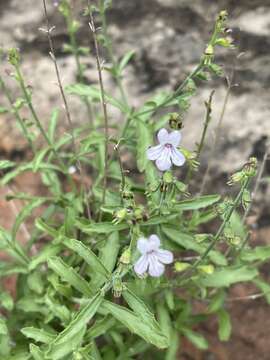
[0,0,269,198]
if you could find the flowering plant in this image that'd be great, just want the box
[0,2,269,359]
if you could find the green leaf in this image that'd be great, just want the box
[102,300,169,349]
[91,232,119,290]
[182,328,208,350]
[0,160,16,170]
[217,309,231,341]
[241,245,270,262]
[35,218,59,238]
[200,266,258,288]
[46,292,103,359]
[12,198,45,241]
[207,289,226,313]
[29,344,44,360]
[253,279,270,304]
[66,84,128,113]
[48,109,59,142]
[0,291,14,311]
[162,226,227,266]
[119,50,135,73]
[21,327,56,344]
[28,245,61,271]
[123,288,162,333]
[0,317,8,335]
[47,257,92,296]
[63,237,109,279]
[32,148,51,172]
[136,119,152,172]
[27,271,44,294]
[76,220,128,234]
[174,195,221,211]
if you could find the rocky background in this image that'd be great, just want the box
[0,1,270,359]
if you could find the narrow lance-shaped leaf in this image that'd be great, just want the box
[123,288,162,333]
[12,198,45,242]
[102,300,169,349]
[45,292,103,358]
[63,237,109,279]
[47,257,92,296]
[174,195,221,211]
[21,327,56,344]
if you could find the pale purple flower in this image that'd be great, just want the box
[146,128,185,171]
[134,235,173,277]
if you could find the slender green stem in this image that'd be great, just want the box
[0,75,35,151]
[64,4,94,124]
[176,177,250,284]
[99,0,129,108]
[87,1,109,211]
[185,90,215,183]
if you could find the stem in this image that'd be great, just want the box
[0,75,35,152]
[64,3,94,124]
[87,1,109,210]
[199,77,232,195]
[98,0,129,108]
[42,0,91,218]
[177,177,250,283]
[14,64,66,171]
[185,90,214,183]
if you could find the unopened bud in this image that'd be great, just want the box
[198,264,214,274]
[8,48,20,66]
[174,262,190,272]
[113,277,123,298]
[169,112,183,130]
[119,247,131,265]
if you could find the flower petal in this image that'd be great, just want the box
[137,237,150,254]
[134,254,149,276]
[171,148,185,167]
[148,234,161,250]
[148,254,165,277]
[156,249,174,264]
[167,131,181,147]
[157,128,169,144]
[155,147,172,171]
[146,144,164,161]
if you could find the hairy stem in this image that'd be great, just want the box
[42,0,91,218]
[87,1,109,211]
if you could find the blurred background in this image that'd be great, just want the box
[0,0,269,359]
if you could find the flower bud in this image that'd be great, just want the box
[198,264,214,274]
[243,157,257,177]
[8,48,20,66]
[163,171,174,184]
[113,277,123,298]
[113,208,127,224]
[169,112,183,130]
[119,247,131,265]
[174,262,190,272]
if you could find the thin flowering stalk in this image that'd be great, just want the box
[87,1,109,210]
[60,0,94,124]
[170,176,251,287]
[42,0,91,219]
[98,0,129,108]
[185,90,215,184]
[12,62,67,172]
